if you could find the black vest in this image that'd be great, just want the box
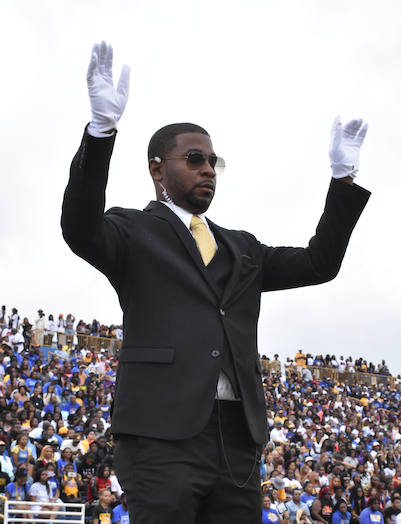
[207,241,240,398]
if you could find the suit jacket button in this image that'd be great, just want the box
[211,350,220,357]
[220,309,225,316]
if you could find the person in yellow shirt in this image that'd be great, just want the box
[295,349,307,372]
[62,339,74,353]
[78,364,88,386]
[61,463,83,502]
[80,428,97,454]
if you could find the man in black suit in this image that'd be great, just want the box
[62,41,370,524]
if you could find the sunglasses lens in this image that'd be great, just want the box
[187,152,206,169]
[214,157,225,175]
[186,152,225,175]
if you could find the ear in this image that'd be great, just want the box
[149,159,164,182]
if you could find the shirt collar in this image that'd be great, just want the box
[160,200,209,231]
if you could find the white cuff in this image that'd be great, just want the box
[87,122,115,138]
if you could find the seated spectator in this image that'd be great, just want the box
[57,447,77,474]
[0,440,14,479]
[331,500,351,524]
[79,452,97,494]
[112,492,130,524]
[296,508,314,524]
[92,488,113,524]
[44,462,63,506]
[384,494,401,524]
[29,467,60,519]
[310,498,326,524]
[0,462,11,493]
[300,481,316,509]
[87,463,115,506]
[60,462,83,503]
[5,466,33,522]
[35,444,58,474]
[287,489,310,522]
[81,427,97,454]
[60,427,85,459]
[11,432,34,477]
[360,497,384,524]
[284,468,302,494]
[318,487,333,522]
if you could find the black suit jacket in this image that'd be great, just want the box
[61,129,370,445]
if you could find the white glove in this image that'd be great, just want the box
[329,116,368,179]
[87,41,130,137]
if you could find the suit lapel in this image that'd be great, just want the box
[144,201,220,298]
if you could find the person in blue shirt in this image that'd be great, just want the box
[359,498,384,524]
[262,495,283,524]
[25,371,42,391]
[57,448,78,474]
[300,482,315,509]
[331,500,351,524]
[43,380,62,396]
[42,396,61,415]
[5,467,33,522]
[287,489,310,522]
[63,395,80,415]
[113,492,130,524]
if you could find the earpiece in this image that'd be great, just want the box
[158,182,175,206]
[154,156,161,162]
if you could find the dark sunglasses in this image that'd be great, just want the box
[157,152,225,175]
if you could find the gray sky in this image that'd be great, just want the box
[1,1,400,373]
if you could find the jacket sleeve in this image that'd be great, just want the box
[61,128,128,283]
[261,179,370,291]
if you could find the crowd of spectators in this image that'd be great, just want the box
[260,356,401,524]
[0,305,127,524]
[280,350,391,376]
[2,304,401,524]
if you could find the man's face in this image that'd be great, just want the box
[292,490,301,502]
[371,500,380,511]
[157,133,217,214]
[393,498,401,511]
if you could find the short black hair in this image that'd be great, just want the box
[148,123,209,160]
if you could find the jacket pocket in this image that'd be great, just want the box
[120,346,175,363]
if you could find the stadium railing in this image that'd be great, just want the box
[259,360,392,386]
[2,499,85,524]
[32,330,122,356]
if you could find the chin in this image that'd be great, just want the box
[188,196,213,214]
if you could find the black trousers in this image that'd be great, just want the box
[113,400,262,524]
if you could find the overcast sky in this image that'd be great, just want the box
[1,1,400,374]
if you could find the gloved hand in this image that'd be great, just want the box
[329,116,368,179]
[87,41,130,137]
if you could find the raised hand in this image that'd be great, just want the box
[87,41,130,135]
[329,116,368,179]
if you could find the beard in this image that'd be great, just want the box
[164,170,215,214]
[184,186,214,213]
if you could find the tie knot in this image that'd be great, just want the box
[190,215,205,230]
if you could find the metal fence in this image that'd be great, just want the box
[259,360,392,386]
[32,330,122,357]
[2,499,85,524]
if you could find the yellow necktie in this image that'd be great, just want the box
[190,215,216,265]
